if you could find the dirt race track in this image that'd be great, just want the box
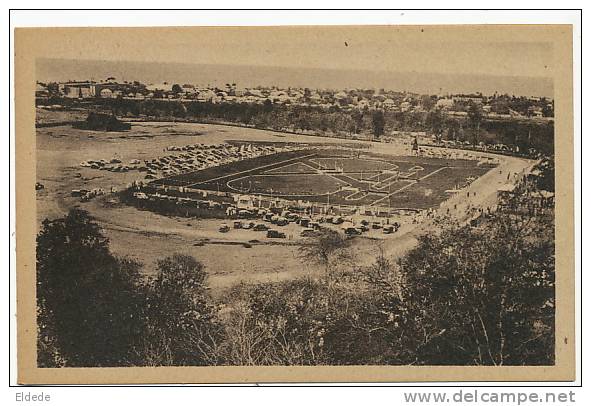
[154,149,495,209]
[36,116,533,294]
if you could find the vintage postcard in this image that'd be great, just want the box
[15,24,575,383]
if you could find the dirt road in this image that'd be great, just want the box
[36,118,533,292]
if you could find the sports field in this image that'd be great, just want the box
[153,148,496,209]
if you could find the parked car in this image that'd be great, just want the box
[299,218,311,228]
[253,223,269,231]
[267,229,286,238]
[382,225,394,234]
[344,226,362,236]
[219,223,230,233]
[309,221,321,230]
[238,209,254,218]
[358,224,370,232]
[233,221,243,229]
[332,216,344,225]
[287,213,300,222]
[276,217,289,226]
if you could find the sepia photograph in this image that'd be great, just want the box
[14,22,576,384]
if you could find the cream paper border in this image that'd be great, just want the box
[15,25,575,384]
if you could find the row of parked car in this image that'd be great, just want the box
[219,222,287,238]
[71,187,107,202]
[80,157,138,173]
[218,216,315,239]
[219,206,402,238]
[341,220,400,235]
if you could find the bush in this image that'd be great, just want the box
[36,209,146,366]
[36,208,554,367]
[73,112,131,131]
[138,254,221,366]
[400,216,555,365]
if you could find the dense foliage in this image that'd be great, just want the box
[38,96,554,155]
[37,209,554,366]
[400,216,555,365]
[37,209,219,367]
[72,112,131,131]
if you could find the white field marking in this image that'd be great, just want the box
[263,161,318,174]
[339,168,419,192]
[317,172,368,202]
[335,173,375,186]
[370,173,408,190]
[344,191,370,201]
[308,157,398,172]
[225,170,404,206]
[225,170,381,204]
[364,171,386,181]
[230,165,363,200]
[184,152,317,187]
[318,172,394,204]
[370,166,450,206]
[225,173,348,197]
[372,178,415,193]
[397,171,416,178]
[324,170,399,203]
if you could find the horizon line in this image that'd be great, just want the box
[37,57,554,82]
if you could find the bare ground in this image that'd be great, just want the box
[36,115,532,292]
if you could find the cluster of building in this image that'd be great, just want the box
[36,78,554,118]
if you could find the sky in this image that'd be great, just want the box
[34,26,554,96]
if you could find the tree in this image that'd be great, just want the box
[371,109,385,138]
[140,254,220,366]
[445,118,461,141]
[262,98,274,113]
[170,101,187,118]
[542,102,554,118]
[171,84,183,94]
[319,250,413,365]
[36,209,146,367]
[467,102,483,145]
[299,229,351,278]
[425,108,445,139]
[351,111,364,134]
[400,216,555,366]
[221,248,412,366]
[420,94,436,111]
[225,278,328,365]
[535,156,555,192]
